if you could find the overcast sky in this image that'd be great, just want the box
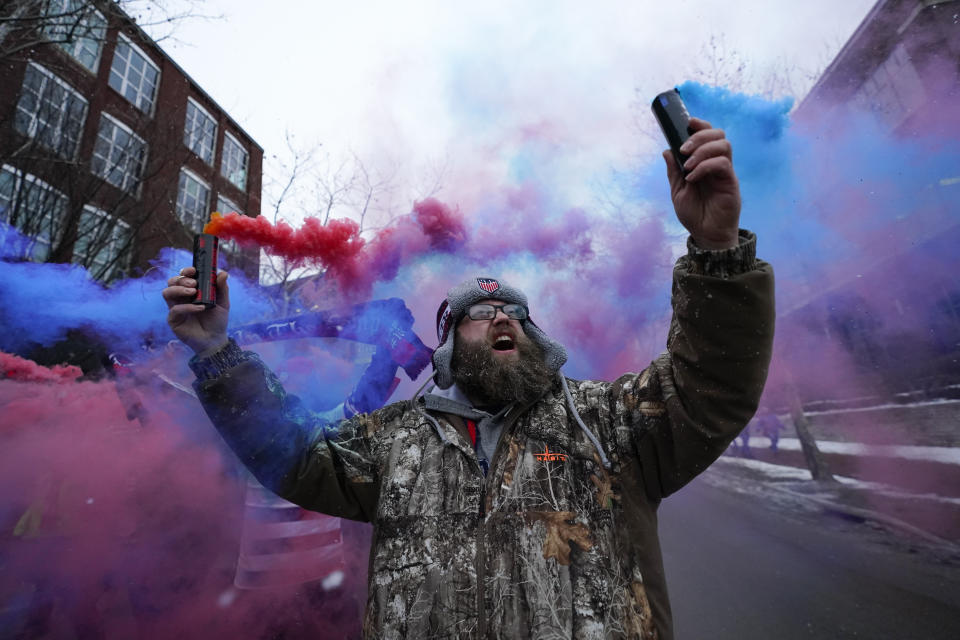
[149,0,877,222]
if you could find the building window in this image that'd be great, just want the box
[91,113,147,195]
[853,44,926,129]
[215,194,241,216]
[0,165,69,261]
[221,132,248,190]
[72,205,131,281]
[44,0,107,73]
[184,98,217,165]
[14,63,88,159]
[215,194,241,254]
[108,33,160,114]
[177,168,210,232]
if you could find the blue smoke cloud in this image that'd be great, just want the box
[0,225,272,355]
[644,82,960,305]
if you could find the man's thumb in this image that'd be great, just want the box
[663,150,681,193]
[216,271,231,311]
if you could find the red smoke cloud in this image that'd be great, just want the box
[1,351,83,382]
[0,372,366,639]
[202,213,364,267]
[204,198,467,296]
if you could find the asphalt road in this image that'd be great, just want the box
[658,472,960,640]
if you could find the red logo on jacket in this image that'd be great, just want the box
[535,446,567,462]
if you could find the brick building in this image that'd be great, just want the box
[0,0,262,281]
[795,0,960,137]
[780,0,960,404]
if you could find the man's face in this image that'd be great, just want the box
[450,298,553,407]
[455,298,526,361]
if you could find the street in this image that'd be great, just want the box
[659,471,960,639]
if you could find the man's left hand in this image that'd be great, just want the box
[663,117,741,250]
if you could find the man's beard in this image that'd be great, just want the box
[450,332,554,409]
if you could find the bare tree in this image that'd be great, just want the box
[0,0,219,282]
[259,137,446,313]
[412,150,449,203]
[692,34,750,90]
[259,142,401,313]
[1,109,191,281]
[1,0,213,64]
[632,31,836,143]
[258,132,320,314]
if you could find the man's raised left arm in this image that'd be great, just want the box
[623,118,775,498]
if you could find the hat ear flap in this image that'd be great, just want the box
[436,300,451,344]
[523,319,567,374]
[432,336,456,389]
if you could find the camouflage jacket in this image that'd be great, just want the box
[193,231,775,639]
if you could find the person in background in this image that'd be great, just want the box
[737,419,754,458]
[755,406,786,453]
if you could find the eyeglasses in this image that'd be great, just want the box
[466,303,528,321]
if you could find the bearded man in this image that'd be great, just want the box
[162,117,774,639]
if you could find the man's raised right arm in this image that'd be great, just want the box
[162,267,380,521]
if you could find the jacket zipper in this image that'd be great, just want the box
[476,486,487,638]
[451,403,535,639]
[474,403,527,639]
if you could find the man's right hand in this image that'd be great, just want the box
[162,267,231,354]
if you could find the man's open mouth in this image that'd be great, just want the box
[492,335,516,351]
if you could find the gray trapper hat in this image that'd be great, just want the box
[432,276,567,389]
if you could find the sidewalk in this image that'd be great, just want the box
[711,437,960,547]
[744,436,960,496]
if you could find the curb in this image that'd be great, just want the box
[767,483,960,555]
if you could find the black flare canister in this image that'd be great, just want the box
[192,233,219,308]
[651,88,693,175]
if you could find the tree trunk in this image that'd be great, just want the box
[786,384,836,482]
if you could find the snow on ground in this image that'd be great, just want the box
[802,398,960,416]
[749,437,960,465]
[715,455,813,481]
[714,456,960,506]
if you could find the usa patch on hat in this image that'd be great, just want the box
[477,277,500,293]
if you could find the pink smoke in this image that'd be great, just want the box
[0,370,367,639]
[1,351,83,382]
[462,183,594,265]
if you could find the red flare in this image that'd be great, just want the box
[202,198,467,296]
[203,212,365,265]
[1,352,83,383]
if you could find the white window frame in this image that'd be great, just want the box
[71,204,132,281]
[220,131,249,190]
[0,164,20,226]
[184,97,217,165]
[215,194,242,253]
[91,112,147,195]
[215,194,241,215]
[44,0,107,73]
[0,164,69,262]
[853,43,925,129]
[108,32,161,115]
[177,167,211,233]
[14,62,89,160]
